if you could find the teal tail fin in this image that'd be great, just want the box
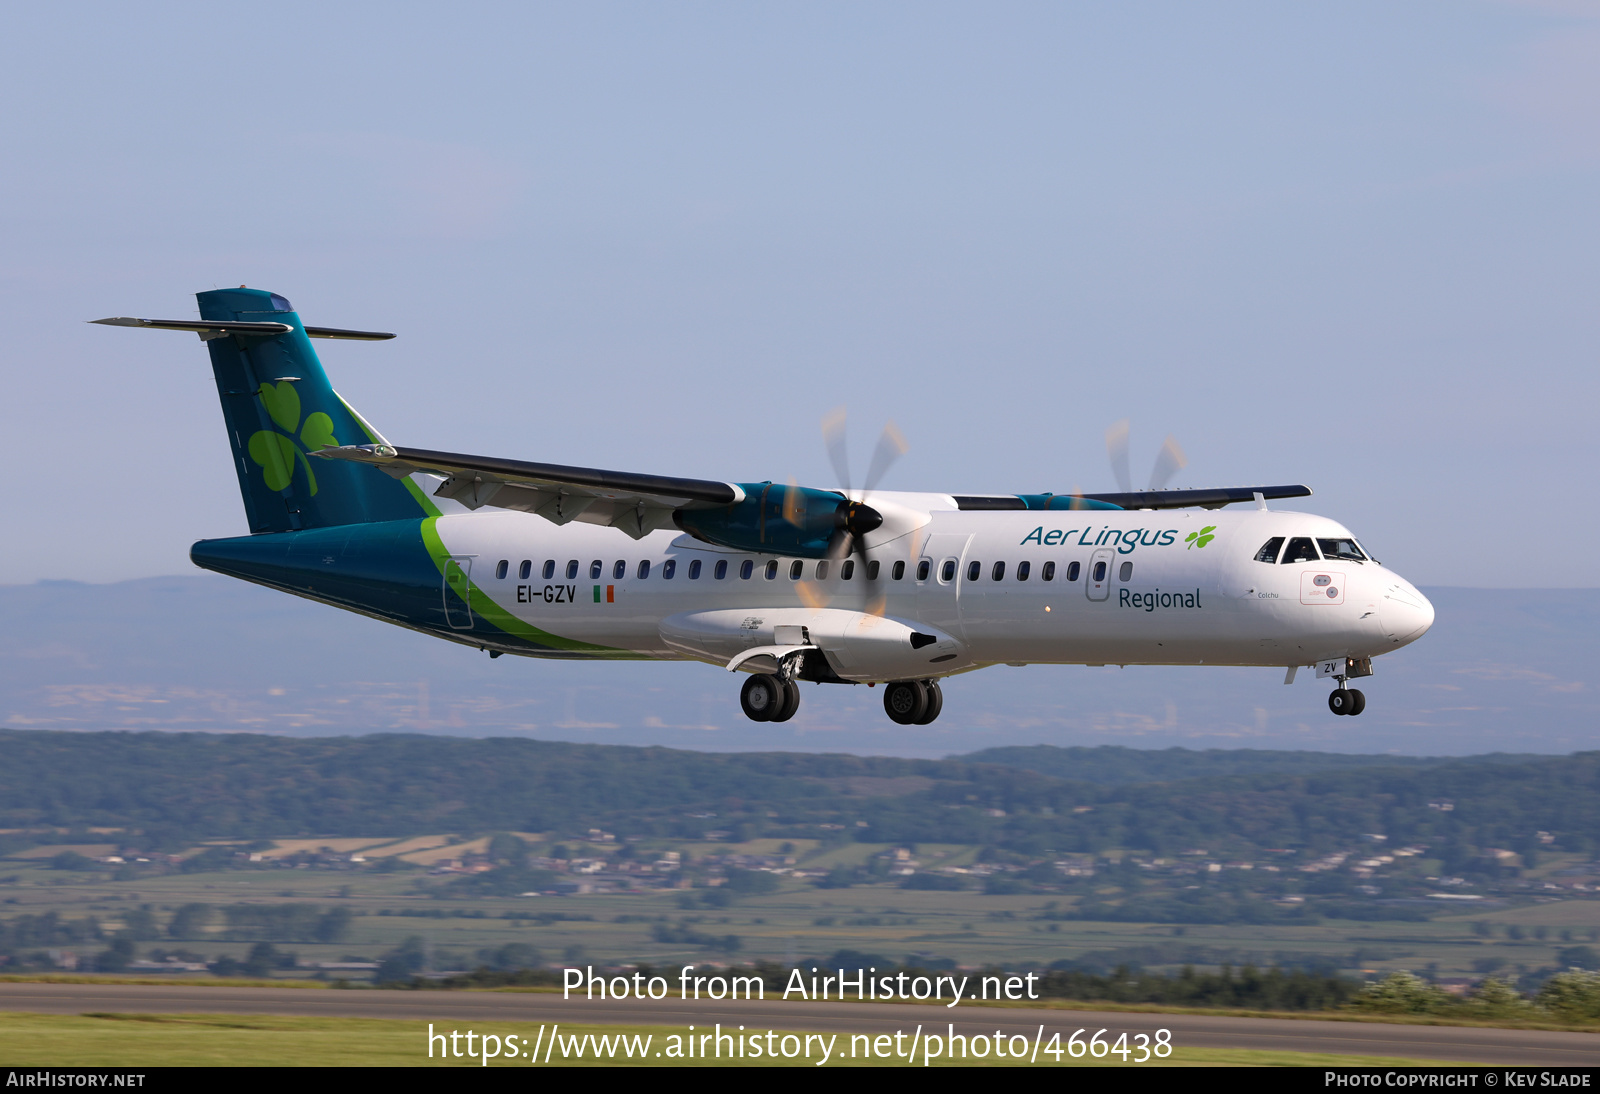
[195,288,429,532]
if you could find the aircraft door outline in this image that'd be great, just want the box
[443,555,475,629]
[917,532,972,636]
[1086,547,1115,601]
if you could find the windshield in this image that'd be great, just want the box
[1317,537,1367,562]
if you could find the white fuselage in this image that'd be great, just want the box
[429,490,1434,681]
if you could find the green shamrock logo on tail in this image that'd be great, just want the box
[247,381,337,494]
[1185,525,1217,549]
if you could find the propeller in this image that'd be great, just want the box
[796,407,906,613]
[821,406,902,562]
[1106,418,1189,493]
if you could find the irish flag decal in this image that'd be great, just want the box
[592,585,615,603]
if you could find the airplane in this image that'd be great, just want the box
[96,287,1434,726]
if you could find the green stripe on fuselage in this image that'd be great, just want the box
[417,517,636,657]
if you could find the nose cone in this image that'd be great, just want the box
[1380,579,1434,647]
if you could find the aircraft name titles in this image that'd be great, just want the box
[1020,526,1182,553]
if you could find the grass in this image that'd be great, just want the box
[0,1012,1471,1067]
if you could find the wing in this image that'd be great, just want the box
[313,444,744,539]
[954,485,1313,512]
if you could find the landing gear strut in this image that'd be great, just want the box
[740,672,802,723]
[884,679,943,725]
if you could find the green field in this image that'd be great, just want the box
[0,1012,1470,1067]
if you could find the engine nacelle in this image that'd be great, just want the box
[660,607,971,682]
[673,483,880,559]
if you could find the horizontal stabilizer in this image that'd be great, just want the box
[302,326,395,341]
[92,316,292,339]
[91,317,394,341]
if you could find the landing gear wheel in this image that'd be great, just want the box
[741,674,784,722]
[1346,688,1366,716]
[914,680,943,725]
[770,679,801,723]
[883,680,928,725]
[1328,688,1355,716]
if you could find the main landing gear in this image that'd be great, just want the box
[883,679,943,726]
[740,673,801,723]
[737,674,946,725]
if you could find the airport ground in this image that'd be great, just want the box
[3,982,1598,1066]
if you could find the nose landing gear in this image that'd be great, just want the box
[1318,656,1371,716]
[1328,683,1366,716]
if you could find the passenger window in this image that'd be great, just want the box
[661,559,675,579]
[613,560,626,580]
[966,561,981,582]
[637,560,651,579]
[740,560,754,579]
[841,560,854,580]
[1317,537,1367,562]
[589,560,602,580]
[518,560,531,580]
[789,560,803,580]
[992,561,1006,581]
[543,560,555,580]
[816,561,829,580]
[868,560,882,580]
[1281,537,1319,564]
[940,560,955,582]
[1017,561,1030,581]
[1254,537,1284,564]
[1041,561,1055,581]
[1119,561,1133,581]
[918,560,932,581]
[715,559,728,580]
[495,560,508,580]
[567,560,580,580]
[689,559,702,579]
[1066,560,1080,582]
[889,561,903,580]
[1092,560,1107,582]
[766,560,779,580]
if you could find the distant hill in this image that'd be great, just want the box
[1,576,1597,755]
[955,745,1546,785]
[0,730,1593,865]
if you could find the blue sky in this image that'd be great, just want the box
[3,1,1597,586]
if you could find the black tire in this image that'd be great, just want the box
[1346,688,1366,716]
[914,680,943,725]
[883,680,927,725]
[741,674,783,722]
[770,679,801,723]
[1328,688,1353,716]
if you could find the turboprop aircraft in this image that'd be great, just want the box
[96,288,1434,726]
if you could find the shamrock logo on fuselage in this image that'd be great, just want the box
[247,381,338,495]
[1185,525,1217,549]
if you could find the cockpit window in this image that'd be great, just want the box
[1317,537,1367,562]
[1280,537,1319,564]
[268,294,293,312]
[1254,537,1284,564]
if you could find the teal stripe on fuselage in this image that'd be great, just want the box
[189,520,606,658]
